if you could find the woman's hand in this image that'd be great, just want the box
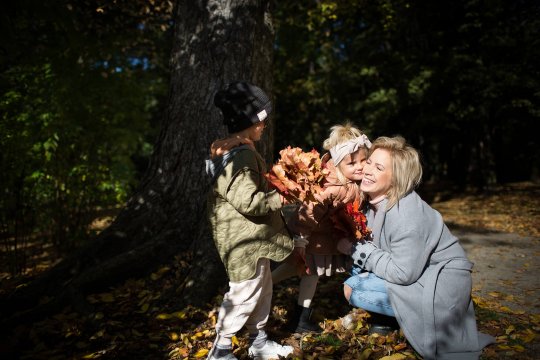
[351,241,378,269]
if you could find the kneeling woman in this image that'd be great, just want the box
[343,136,494,360]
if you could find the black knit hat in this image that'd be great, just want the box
[214,81,272,133]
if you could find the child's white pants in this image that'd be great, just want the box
[215,258,272,345]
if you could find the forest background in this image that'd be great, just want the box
[0,0,539,359]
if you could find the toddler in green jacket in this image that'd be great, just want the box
[205,81,295,360]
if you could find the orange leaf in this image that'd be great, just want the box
[265,146,328,203]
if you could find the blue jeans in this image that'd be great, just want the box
[344,271,395,317]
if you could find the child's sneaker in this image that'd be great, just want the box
[247,339,293,359]
[207,345,238,360]
[208,353,237,360]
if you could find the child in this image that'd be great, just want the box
[271,123,371,333]
[205,81,295,360]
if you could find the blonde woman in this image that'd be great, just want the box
[344,136,495,359]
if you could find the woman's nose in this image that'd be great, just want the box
[363,163,372,174]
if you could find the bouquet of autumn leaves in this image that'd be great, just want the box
[265,146,371,242]
[331,199,372,243]
[265,146,329,204]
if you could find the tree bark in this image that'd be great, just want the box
[0,0,275,326]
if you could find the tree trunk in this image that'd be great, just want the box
[0,0,275,326]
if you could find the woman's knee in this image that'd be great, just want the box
[343,284,352,301]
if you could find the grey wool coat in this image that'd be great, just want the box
[353,191,494,359]
[206,146,294,283]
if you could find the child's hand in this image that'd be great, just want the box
[307,201,327,222]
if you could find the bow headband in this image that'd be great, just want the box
[329,134,372,165]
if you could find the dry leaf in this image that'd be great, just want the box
[194,348,209,358]
[380,353,408,360]
[265,147,328,203]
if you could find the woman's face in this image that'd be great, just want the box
[338,148,368,182]
[361,148,393,199]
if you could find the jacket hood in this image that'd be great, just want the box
[205,144,250,183]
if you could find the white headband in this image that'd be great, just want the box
[329,134,372,165]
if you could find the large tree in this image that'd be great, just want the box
[1,0,275,326]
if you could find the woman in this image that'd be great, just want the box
[343,136,494,359]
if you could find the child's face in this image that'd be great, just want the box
[246,120,266,141]
[338,148,367,182]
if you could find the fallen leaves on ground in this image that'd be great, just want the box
[4,269,539,360]
[2,182,540,359]
[427,181,540,238]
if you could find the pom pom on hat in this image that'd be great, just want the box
[214,81,272,133]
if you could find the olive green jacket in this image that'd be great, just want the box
[206,147,294,282]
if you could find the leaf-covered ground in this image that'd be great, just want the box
[426,181,540,239]
[2,182,539,359]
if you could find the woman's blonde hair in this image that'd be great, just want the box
[323,122,368,185]
[370,136,422,209]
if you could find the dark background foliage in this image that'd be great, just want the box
[1,0,538,273]
[273,0,540,188]
[0,0,172,274]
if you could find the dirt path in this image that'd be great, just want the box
[451,224,540,314]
